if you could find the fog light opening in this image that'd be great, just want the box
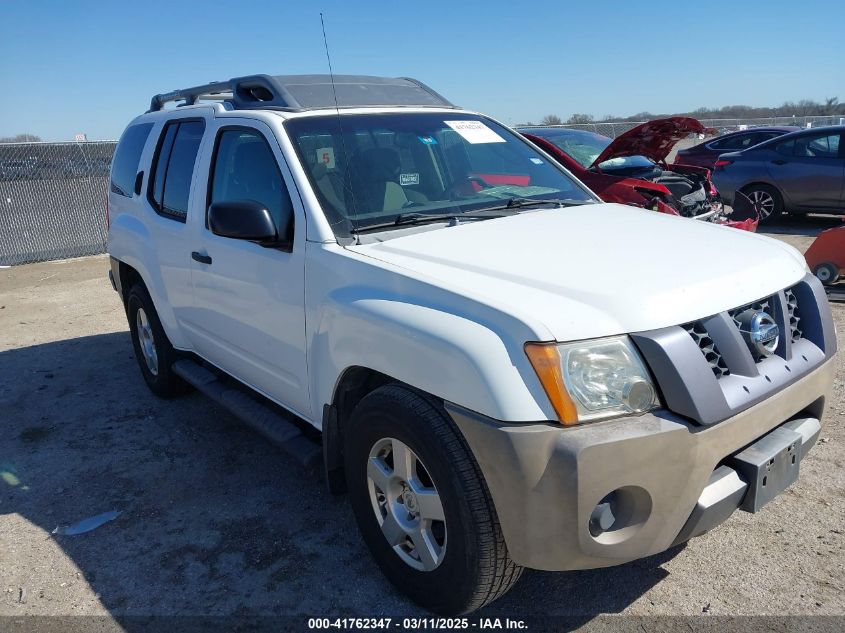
[588,486,652,544]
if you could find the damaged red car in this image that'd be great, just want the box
[520,117,758,231]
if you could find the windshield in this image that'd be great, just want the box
[285,113,595,237]
[528,129,655,171]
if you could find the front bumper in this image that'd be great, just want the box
[447,357,833,571]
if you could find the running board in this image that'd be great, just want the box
[172,359,322,470]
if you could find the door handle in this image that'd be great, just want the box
[191,251,212,265]
[771,159,788,165]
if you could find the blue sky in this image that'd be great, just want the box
[1,0,843,140]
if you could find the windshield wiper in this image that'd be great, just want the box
[350,210,511,234]
[475,197,594,213]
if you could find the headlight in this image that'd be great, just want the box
[525,336,660,425]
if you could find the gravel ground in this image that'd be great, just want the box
[1,218,844,627]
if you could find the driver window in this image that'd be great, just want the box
[209,129,293,229]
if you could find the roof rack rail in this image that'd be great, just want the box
[148,74,456,113]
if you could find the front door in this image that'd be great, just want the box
[185,120,310,419]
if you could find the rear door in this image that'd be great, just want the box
[767,131,844,210]
[143,116,208,329]
[184,119,310,418]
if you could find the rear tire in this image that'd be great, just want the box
[741,184,783,224]
[813,262,839,286]
[127,284,190,398]
[344,385,522,614]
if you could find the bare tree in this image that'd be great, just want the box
[540,114,563,126]
[0,133,42,143]
[566,114,594,125]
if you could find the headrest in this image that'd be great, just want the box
[349,147,401,182]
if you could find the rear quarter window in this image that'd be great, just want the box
[149,120,206,221]
[110,123,153,197]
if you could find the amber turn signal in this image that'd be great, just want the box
[524,342,579,425]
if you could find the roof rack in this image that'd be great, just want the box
[148,74,456,113]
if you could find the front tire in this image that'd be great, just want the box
[345,385,522,614]
[127,284,190,398]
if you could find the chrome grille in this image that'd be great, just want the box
[684,285,805,377]
[728,297,772,330]
[683,321,729,378]
[785,288,802,343]
[728,296,775,363]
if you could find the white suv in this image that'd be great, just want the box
[107,74,836,614]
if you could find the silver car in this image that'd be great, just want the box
[712,126,844,224]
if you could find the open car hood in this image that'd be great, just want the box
[590,117,708,167]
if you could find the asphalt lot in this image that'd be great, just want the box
[1,216,844,626]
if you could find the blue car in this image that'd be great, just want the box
[712,126,844,224]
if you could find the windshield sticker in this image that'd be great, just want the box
[530,157,544,164]
[444,120,506,144]
[317,147,336,169]
[418,135,438,145]
[400,173,420,186]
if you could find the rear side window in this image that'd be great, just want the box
[149,119,206,221]
[208,128,293,230]
[710,133,759,151]
[709,135,739,150]
[111,123,153,197]
[795,133,840,158]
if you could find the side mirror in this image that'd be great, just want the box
[208,199,293,250]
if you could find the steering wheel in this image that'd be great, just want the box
[445,175,492,200]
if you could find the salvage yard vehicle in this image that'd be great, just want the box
[107,74,836,614]
[674,126,800,170]
[713,126,845,224]
[520,118,758,231]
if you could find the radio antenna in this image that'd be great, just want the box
[320,13,360,242]
[320,13,340,112]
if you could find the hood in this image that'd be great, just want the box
[591,117,708,167]
[349,204,806,342]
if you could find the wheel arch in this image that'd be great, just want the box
[322,366,413,495]
[117,260,146,309]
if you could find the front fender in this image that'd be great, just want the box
[310,286,556,424]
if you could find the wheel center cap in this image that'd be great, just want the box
[402,488,419,513]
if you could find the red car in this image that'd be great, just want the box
[674,126,800,170]
[520,118,758,231]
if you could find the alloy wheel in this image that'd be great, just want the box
[135,307,159,376]
[747,189,775,219]
[367,437,447,571]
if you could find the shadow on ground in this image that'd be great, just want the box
[0,333,680,622]
[759,214,842,237]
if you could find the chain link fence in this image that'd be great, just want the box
[533,115,845,138]
[0,140,116,266]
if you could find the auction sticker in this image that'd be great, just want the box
[444,120,506,144]
[317,147,336,169]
